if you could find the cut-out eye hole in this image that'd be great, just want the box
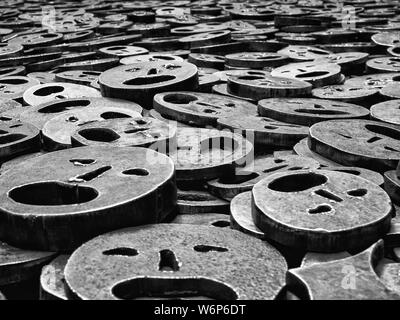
[103,247,138,257]
[69,159,96,166]
[193,245,228,253]
[211,220,230,228]
[347,188,368,197]
[122,168,149,176]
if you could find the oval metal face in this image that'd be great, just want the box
[14,97,142,130]
[309,120,400,172]
[64,224,287,300]
[99,61,198,107]
[371,100,400,126]
[153,91,257,127]
[253,169,393,252]
[271,62,342,87]
[71,117,176,149]
[257,98,369,126]
[0,146,176,250]
[217,114,308,147]
[42,106,142,150]
[207,154,320,200]
[0,120,41,163]
[23,82,101,107]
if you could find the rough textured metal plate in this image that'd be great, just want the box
[225,52,289,69]
[153,91,257,127]
[55,70,101,86]
[0,76,40,101]
[309,120,400,172]
[207,154,319,200]
[0,120,41,164]
[252,169,393,252]
[278,45,333,61]
[171,213,230,228]
[23,82,101,107]
[0,240,56,286]
[14,97,142,131]
[99,61,198,107]
[40,255,69,300]
[217,114,308,147]
[42,106,142,150]
[288,241,400,299]
[293,138,341,167]
[0,146,176,250]
[98,45,148,57]
[119,53,183,65]
[64,224,287,300]
[371,100,400,126]
[271,62,341,87]
[71,117,175,149]
[367,57,400,73]
[257,98,369,126]
[384,170,400,206]
[177,189,229,214]
[228,74,312,100]
[161,127,253,181]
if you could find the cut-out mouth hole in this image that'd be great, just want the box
[0,78,28,85]
[193,245,228,253]
[163,93,198,104]
[257,55,281,60]
[296,71,330,78]
[38,99,91,113]
[124,127,149,134]
[200,137,239,154]
[365,124,400,141]
[8,181,98,206]
[108,46,127,50]
[314,189,343,202]
[308,49,329,55]
[122,168,149,176]
[218,171,260,184]
[123,75,176,85]
[0,133,26,145]
[331,169,360,175]
[268,173,328,192]
[69,159,96,166]
[100,112,131,120]
[69,166,112,182]
[78,128,120,142]
[111,278,238,300]
[367,136,382,143]
[159,249,180,272]
[33,85,65,96]
[262,164,288,173]
[308,204,333,214]
[211,220,230,228]
[41,33,58,38]
[82,71,101,76]
[103,247,138,257]
[294,109,349,115]
[347,188,368,197]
